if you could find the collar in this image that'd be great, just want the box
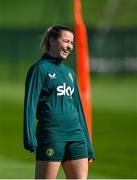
[41,53,62,65]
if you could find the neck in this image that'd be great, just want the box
[41,53,62,64]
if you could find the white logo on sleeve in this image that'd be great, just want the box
[48,73,56,79]
[57,83,74,97]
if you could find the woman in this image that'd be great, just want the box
[24,24,95,179]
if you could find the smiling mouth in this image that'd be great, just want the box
[62,48,71,55]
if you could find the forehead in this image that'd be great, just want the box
[59,30,74,40]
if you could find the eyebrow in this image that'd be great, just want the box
[63,39,74,43]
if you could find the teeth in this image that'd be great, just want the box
[63,49,70,53]
[63,50,69,53]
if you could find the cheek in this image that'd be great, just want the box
[71,45,74,50]
[54,44,61,52]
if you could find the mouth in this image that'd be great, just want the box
[59,48,72,59]
[62,48,71,55]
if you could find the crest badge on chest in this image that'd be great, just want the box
[68,73,74,83]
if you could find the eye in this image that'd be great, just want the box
[62,39,74,46]
[63,39,69,43]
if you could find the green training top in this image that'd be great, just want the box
[24,54,95,160]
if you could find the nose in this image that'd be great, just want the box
[67,42,73,50]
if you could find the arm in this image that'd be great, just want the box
[23,64,45,152]
[73,75,95,160]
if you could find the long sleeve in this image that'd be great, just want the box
[23,64,45,152]
[73,77,95,160]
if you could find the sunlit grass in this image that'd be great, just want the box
[0,75,137,178]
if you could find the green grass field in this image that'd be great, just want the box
[0,74,137,178]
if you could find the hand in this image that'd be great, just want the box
[88,159,94,165]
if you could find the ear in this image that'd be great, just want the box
[49,37,55,45]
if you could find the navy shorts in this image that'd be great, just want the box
[36,141,88,162]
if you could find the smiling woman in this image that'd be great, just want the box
[40,25,74,59]
[23,24,94,179]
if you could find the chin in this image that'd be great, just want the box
[60,55,68,60]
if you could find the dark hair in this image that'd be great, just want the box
[40,24,73,52]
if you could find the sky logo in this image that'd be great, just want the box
[57,83,74,97]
